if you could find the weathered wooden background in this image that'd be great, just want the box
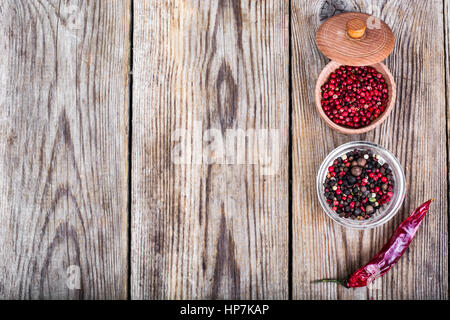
[0,0,447,300]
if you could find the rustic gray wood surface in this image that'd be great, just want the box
[0,0,130,299]
[292,0,448,299]
[0,0,448,300]
[131,0,289,299]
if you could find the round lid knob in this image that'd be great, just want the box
[316,12,395,66]
[346,18,367,39]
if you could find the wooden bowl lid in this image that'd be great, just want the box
[316,12,395,66]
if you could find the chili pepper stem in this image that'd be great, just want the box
[314,279,348,287]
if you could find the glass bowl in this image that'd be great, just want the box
[316,141,406,230]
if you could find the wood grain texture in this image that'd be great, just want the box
[131,0,289,299]
[0,0,447,301]
[0,0,130,299]
[445,1,450,283]
[292,0,448,300]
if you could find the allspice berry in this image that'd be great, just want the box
[357,157,367,167]
[366,205,375,215]
[351,166,362,176]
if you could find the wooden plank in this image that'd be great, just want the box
[445,1,450,286]
[292,0,448,299]
[131,0,289,299]
[0,0,130,299]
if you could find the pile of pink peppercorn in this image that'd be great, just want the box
[321,65,389,128]
[323,149,394,220]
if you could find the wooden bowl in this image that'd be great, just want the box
[315,61,396,134]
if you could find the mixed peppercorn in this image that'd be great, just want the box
[321,65,389,129]
[323,149,394,220]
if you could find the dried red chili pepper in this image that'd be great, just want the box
[318,199,434,288]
